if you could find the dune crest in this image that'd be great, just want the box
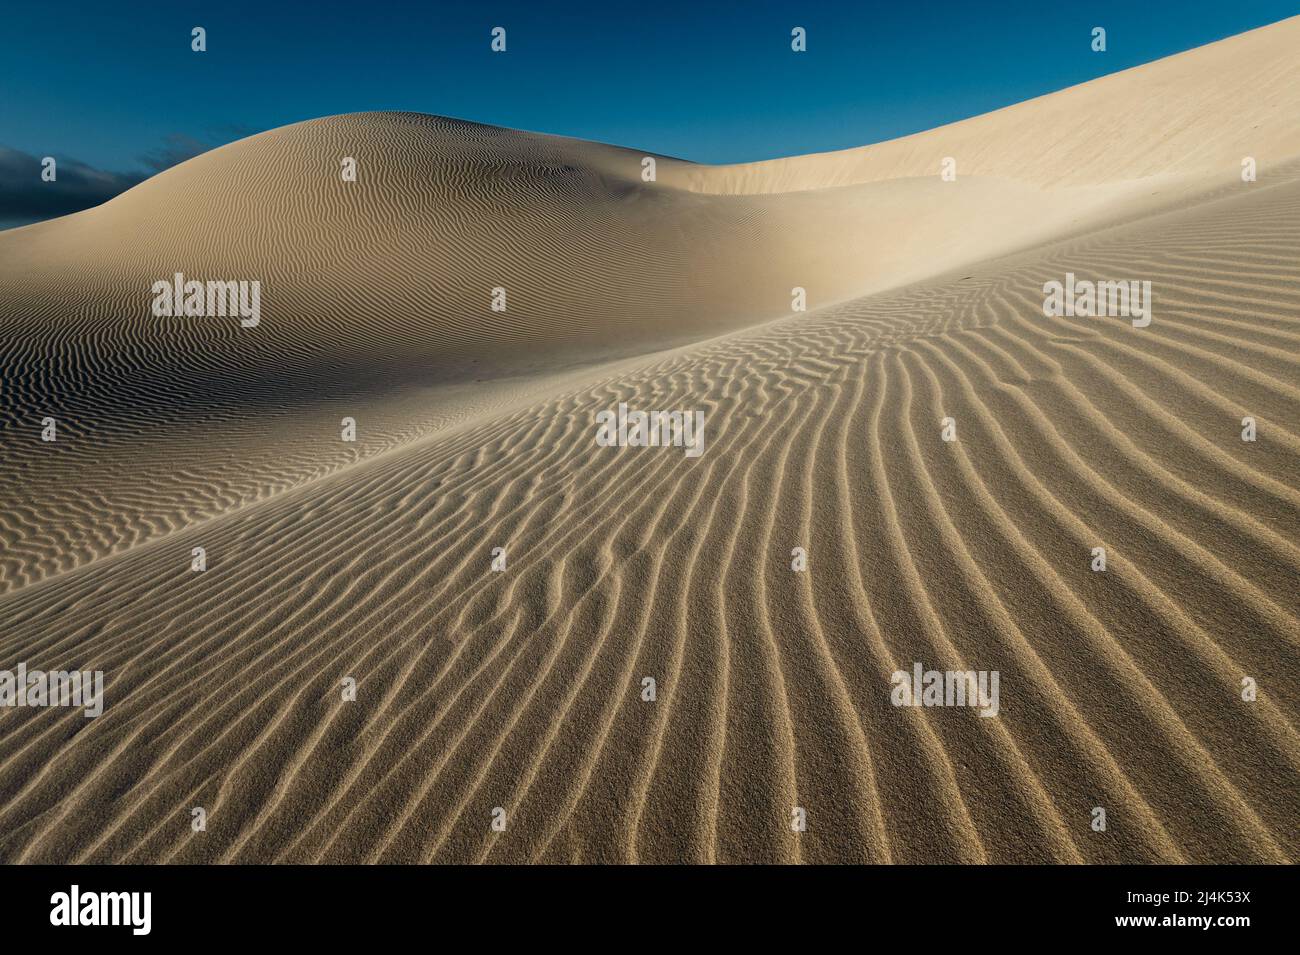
[1,17,1298,863]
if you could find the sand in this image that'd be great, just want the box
[0,17,1297,863]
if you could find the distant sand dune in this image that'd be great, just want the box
[0,17,1297,863]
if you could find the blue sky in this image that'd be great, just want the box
[1,0,1297,225]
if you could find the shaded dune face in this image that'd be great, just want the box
[0,19,1298,863]
[1,113,876,377]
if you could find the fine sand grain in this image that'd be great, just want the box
[0,17,1297,863]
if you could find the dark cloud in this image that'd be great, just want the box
[136,133,212,173]
[0,147,146,228]
[0,132,225,230]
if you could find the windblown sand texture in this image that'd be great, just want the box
[1,18,1298,863]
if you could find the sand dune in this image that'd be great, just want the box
[0,18,1297,863]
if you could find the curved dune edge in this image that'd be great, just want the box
[1,170,1297,862]
[1,18,1298,863]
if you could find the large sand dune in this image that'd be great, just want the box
[0,17,1297,862]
